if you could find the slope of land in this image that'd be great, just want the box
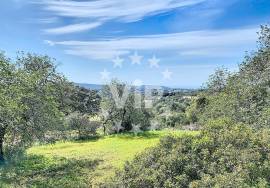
[0,130,197,188]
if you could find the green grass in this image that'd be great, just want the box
[0,130,197,188]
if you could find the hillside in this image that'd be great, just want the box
[0,130,197,187]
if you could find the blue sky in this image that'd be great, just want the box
[1,0,270,88]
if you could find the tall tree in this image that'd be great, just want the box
[70,86,100,115]
[100,80,152,134]
[0,52,68,162]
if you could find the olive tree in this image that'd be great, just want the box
[67,112,99,139]
[0,52,68,162]
[100,80,152,134]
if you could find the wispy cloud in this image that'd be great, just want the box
[44,40,55,46]
[25,17,59,24]
[44,22,102,34]
[42,0,206,20]
[45,27,258,59]
[38,0,206,34]
[38,17,59,24]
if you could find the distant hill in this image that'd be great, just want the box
[76,83,103,90]
[76,83,172,91]
[76,83,197,93]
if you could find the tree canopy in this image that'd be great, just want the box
[0,52,70,162]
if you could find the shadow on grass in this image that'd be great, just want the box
[73,135,103,143]
[109,131,162,140]
[0,154,102,188]
[73,131,163,143]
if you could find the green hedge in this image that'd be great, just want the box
[112,118,270,188]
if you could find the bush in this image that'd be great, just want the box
[159,113,190,128]
[194,25,270,128]
[112,118,270,187]
[67,113,100,139]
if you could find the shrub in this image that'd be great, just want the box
[67,113,99,139]
[159,113,190,128]
[194,25,270,128]
[112,118,270,187]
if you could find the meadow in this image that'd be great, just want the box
[0,130,197,188]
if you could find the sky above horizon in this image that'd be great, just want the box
[1,0,270,88]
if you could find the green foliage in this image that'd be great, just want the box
[206,67,230,94]
[113,118,270,187]
[190,25,270,128]
[100,80,152,133]
[159,113,189,128]
[185,97,207,124]
[153,92,195,128]
[67,112,100,139]
[69,86,101,115]
[0,52,70,161]
[111,25,270,188]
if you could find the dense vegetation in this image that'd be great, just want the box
[0,53,68,162]
[113,119,270,187]
[192,26,270,128]
[100,80,154,133]
[1,25,270,187]
[110,25,270,187]
[153,91,194,128]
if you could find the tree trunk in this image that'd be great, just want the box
[121,108,127,130]
[0,139,4,163]
[103,125,106,136]
[0,130,5,163]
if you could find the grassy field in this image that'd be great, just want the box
[0,130,197,188]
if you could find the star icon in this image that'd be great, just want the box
[148,55,160,68]
[132,79,143,87]
[149,120,160,131]
[162,69,172,80]
[131,124,142,135]
[266,87,270,94]
[114,121,123,133]
[113,56,124,68]
[164,108,172,120]
[129,52,142,65]
[44,40,55,46]
[100,69,111,80]
[101,108,109,119]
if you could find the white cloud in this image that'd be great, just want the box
[24,17,59,24]
[44,22,102,35]
[132,79,143,86]
[47,27,258,59]
[44,40,55,46]
[37,0,206,33]
[42,0,205,19]
[38,17,59,24]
